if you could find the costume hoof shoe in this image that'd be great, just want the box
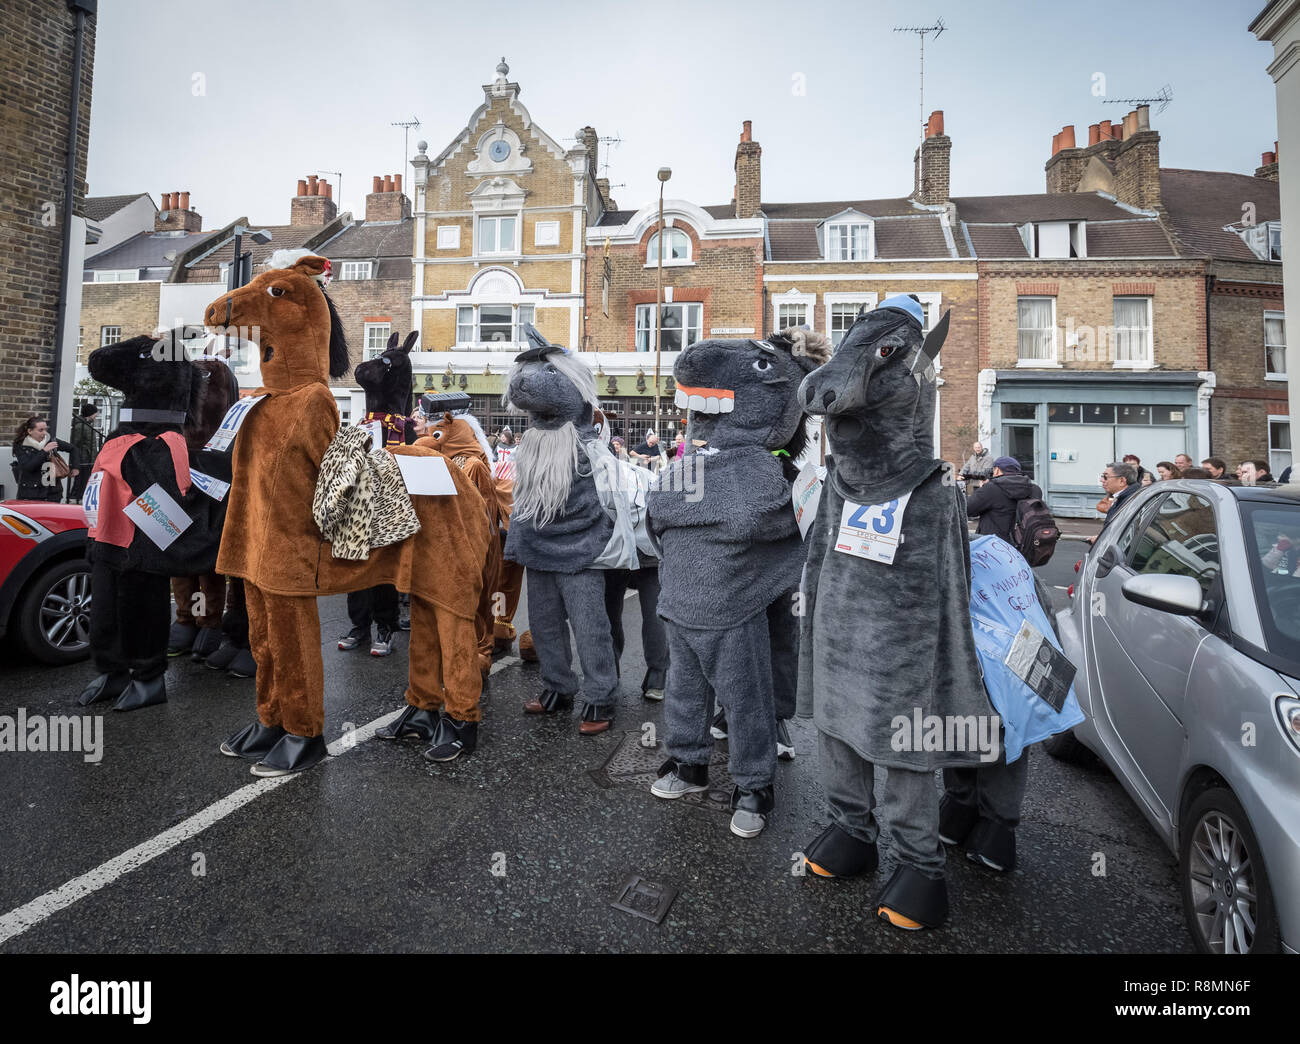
[938,794,980,847]
[802,822,878,878]
[221,721,287,760]
[375,705,441,742]
[77,671,129,707]
[112,676,167,712]
[226,648,257,678]
[874,865,948,930]
[250,733,327,777]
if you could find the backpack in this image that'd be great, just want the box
[1012,496,1060,566]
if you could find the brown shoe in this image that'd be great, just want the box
[578,717,613,735]
[523,688,573,715]
[578,703,614,735]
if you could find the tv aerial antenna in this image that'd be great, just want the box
[1105,84,1173,115]
[893,18,947,147]
[392,117,421,179]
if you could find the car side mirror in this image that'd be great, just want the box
[1120,573,1206,617]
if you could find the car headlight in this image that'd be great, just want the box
[1277,697,1300,755]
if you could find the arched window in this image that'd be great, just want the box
[647,227,691,263]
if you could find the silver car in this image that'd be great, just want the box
[1051,479,1300,954]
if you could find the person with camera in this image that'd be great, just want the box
[11,414,75,501]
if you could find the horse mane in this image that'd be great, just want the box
[324,290,349,379]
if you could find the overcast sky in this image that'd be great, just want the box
[86,0,1278,227]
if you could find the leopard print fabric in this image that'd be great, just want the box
[313,424,420,560]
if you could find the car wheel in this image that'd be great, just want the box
[16,558,93,666]
[1041,728,1090,763]
[1180,787,1281,954]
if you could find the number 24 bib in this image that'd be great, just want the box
[834,490,913,565]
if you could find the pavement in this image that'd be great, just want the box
[0,539,1192,953]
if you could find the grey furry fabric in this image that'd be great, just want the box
[505,429,613,573]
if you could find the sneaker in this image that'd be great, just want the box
[729,784,774,838]
[370,628,395,657]
[642,687,665,702]
[338,626,368,651]
[776,719,795,761]
[650,758,709,799]
[710,708,728,741]
[423,716,478,762]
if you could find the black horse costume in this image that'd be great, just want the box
[796,295,993,930]
[77,331,235,711]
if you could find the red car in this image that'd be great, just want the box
[0,500,91,665]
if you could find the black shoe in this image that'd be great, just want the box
[423,715,478,762]
[729,784,774,838]
[77,671,129,707]
[938,794,980,846]
[250,733,328,777]
[204,638,239,671]
[337,626,368,651]
[523,688,573,715]
[710,707,728,740]
[191,625,223,660]
[965,817,1017,872]
[375,705,441,742]
[167,622,198,656]
[227,647,257,678]
[220,720,287,760]
[113,675,167,712]
[876,864,949,930]
[803,822,879,878]
[776,719,795,761]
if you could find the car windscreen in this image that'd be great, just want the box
[1241,501,1300,674]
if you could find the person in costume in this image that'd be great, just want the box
[77,329,233,712]
[502,326,638,735]
[647,331,828,838]
[205,251,488,776]
[796,295,993,931]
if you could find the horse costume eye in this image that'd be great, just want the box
[268,286,286,298]
[431,430,443,440]
[752,358,772,372]
[879,345,896,359]
[382,357,391,366]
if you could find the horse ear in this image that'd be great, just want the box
[387,331,399,350]
[402,331,419,353]
[921,309,950,362]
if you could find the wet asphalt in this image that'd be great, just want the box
[0,540,1193,953]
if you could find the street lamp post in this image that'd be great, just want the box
[654,166,671,440]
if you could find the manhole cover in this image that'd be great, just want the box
[611,873,677,924]
[590,731,734,814]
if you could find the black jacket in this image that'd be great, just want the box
[12,442,61,500]
[966,473,1042,543]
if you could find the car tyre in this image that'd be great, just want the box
[16,557,93,666]
[1180,786,1281,954]
[1041,728,1090,763]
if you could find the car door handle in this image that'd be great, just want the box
[1095,545,1120,578]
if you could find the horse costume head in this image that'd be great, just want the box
[798,294,949,499]
[354,330,417,415]
[503,326,600,525]
[421,411,494,468]
[673,331,830,469]
[202,250,348,391]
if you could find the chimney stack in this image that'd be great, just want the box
[291,174,338,227]
[1256,142,1280,181]
[911,110,951,205]
[154,190,202,233]
[734,120,762,219]
[365,173,412,223]
[1112,107,1162,210]
[581,126,599,177]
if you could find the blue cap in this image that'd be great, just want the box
[878,294,925,327]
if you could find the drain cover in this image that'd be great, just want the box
[592,731,734,814]
[611,874,677,924]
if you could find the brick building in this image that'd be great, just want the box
[0,0,96,483]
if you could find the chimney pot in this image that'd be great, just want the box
[929,110,944,137]
[1088,123,1101,146]
[307,174,319,196]
[1264,151,1277,165]
[1136,104,1150,131]
[741,120,752,142]
[180,191,190,210]
[1060,125,1076,150]
[297,179,307,196]
[1051,132,1060,156]
[372,176,383,193]
[323,181,332,200]
[1098,120,1112,140]
[394,173,402,194]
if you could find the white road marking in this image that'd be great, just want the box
[0,659,527,946]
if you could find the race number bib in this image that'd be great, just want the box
[834,490,913,565]
[82,471,104,528]
[792,461,825,540]
[204,394,267,452]
[190,469,230,501]
[363,419,384,450]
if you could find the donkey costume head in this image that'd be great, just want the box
[202,250,348,391]
[674,330,830,472]
[354,330,417,416]
[504,325,600,525]
[799,294,949,499]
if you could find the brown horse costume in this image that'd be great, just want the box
[206,252,490,775]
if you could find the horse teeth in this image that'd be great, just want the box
[719,397,734,413]
[674,390,689,408]
[704,396,720,412]
[688,394,707,412]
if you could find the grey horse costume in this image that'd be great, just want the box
[503,327,637,733]
[647,332,828,836]
[796,295,993,929]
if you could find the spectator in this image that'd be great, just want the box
[960,441,993,490]
[1156,460,1181,481]
[497,426,515,448]
[673,432,685,460]
[1089,461,1139,545]
[1240,460,1274,486]
[1180,467,1211,479]
[1202,457,1227,479]
[610,436,628,461]
[69,401,100,501]
[966,455,1042,544]
[1175,453,1194,472]
[1252,459,1274,484]
[1121,454,1150,487]
[10,414,71,501]
[631,430,666,472]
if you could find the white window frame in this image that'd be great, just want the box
[363,322,391,361]
[340,261,373,281]
[100,326,121,347]
[534,220,560,247]
[1268,414,1291,477]
[824,292,879,349]
[1016,296,1059,367]
[436,225,461,250]
[824,221,873,262]
[1268,222,1283,262]
[635,302,703,352]
[93,269,139,282]
[454,304,537,348]
[1265,309,1287,381]
[645,227,692,267]
[771,288,816,333]
[476,214,520,257]
[1112,295,1154,370]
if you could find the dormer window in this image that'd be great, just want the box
[1233,220,1282,261]
[647,228,691,264]
[825,221,872,261]
[1020,221,1086,259]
